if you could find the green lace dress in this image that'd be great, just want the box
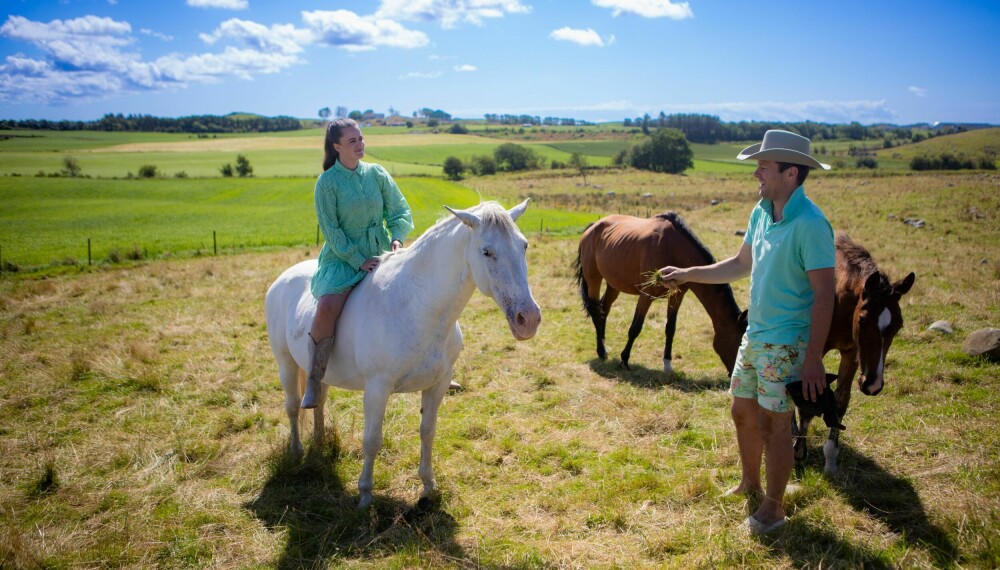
[310,160,414,299]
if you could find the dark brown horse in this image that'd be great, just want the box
[574,212,747,375]
[796,233,915,473]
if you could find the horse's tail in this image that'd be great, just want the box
[573,224,604,321]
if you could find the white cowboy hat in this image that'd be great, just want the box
[737,129,831,170]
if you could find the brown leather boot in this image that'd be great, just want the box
[302,336,335,409]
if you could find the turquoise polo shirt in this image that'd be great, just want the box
[743,186,835,344]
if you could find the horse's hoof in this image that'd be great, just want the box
[357,494,373,509]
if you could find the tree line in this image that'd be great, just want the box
[622,113,952,145]
[483,114,593,127]
[1,113,303,133]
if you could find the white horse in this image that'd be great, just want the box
[265,200,541,507]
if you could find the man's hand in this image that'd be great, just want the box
[657,266,689,287]
[801,356,828,402]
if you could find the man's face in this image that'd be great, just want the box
[753,160,796,201]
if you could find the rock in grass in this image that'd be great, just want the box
[929,320,954,334]
[963,328,1000,362]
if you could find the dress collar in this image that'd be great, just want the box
[333,160,365,177]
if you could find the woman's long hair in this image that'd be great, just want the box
[322,118,359,171]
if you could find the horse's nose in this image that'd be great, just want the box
[513,303,541,339]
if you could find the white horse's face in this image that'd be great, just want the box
[447,200,541,341]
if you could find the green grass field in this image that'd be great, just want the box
[0,164,997,567]
[0,176,597,271]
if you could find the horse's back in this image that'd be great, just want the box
[581,214,685,292]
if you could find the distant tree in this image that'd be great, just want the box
[469,155,497,175]
[318,107,331,121]
[427,119,440,128]
[348,110,363,121]
[138,164,158,178]
[443,156,465,180]
[449,122,469,134]
[220,163,234,177]
[569,152,588,185]
[494,143,543,171]
[61,156,82,177]
[625,128,693,174]
[641,114,651,136]
[235,154,253,177]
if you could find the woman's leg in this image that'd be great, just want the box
[302,291,351,408]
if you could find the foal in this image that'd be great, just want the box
[794,233,915,473]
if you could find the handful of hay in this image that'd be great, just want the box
[638,269,679,300]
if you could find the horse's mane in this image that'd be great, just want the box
[655,211,742,315]
[655,211,717,264]
[836,232,888,290]
[414,201,517,244]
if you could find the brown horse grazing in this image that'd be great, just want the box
[574,212,747,375]
[794,233,915,474]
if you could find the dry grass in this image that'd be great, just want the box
[1,171,998,568]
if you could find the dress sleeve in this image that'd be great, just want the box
[375,165,414,243]
[315,174,366,270]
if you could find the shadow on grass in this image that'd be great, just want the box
[587,358,729,392]
[245,433,466,568]
[776,442,959,568]
[830,445,958,567]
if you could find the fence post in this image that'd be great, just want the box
[213,231,217,256]
[88,238,91,266]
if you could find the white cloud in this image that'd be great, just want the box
[376,0,531,29]
[454,63,476,72]
[908,85,928,97]
[140,28,173,42]
[302,10,428,51]
[400,71,442,79]
[655,99,895,124]
[0,14,301,104]
[550,27,605,47]
[200,18,310,54]
[186,0,248,10]
[593,0,693,19]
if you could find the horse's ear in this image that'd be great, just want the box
[508,198,530,222]
[444,205,480,228]
[891,272,915,298]
[861,271,884,300]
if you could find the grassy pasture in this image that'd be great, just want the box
[1,166,998,567]
[0,176,595,270]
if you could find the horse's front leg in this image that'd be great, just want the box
[621,294,653,370]
[824,352,859,475]
[661,292,685,374]
[793,407,815,462]
[358,382,392,508]
[418,380,449,502]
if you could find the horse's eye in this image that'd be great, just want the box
[482,248,493,258]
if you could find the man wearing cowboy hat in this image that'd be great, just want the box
[657,130,835,534]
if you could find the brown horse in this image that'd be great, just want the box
[796,233,915,473]
[574,212,747,375]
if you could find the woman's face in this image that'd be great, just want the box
[334,125,365,164]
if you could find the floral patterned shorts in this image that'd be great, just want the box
[729,335,808,413]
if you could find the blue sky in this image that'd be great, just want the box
[2,0,998,125]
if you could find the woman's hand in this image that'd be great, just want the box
[391,239,403,251]
[360,258,380,272]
